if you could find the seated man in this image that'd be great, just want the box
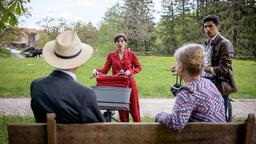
[155,43,226,131]
[30,30,104,123]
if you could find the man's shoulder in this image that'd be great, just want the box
[31,76,48,85]
[75,82,91,89]
[217,34,232,45]
[73,82,94,93]
[30,76,51,94]
[213,34,233,52]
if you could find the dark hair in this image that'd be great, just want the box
[202,15,220,26]
[114,34,127,42]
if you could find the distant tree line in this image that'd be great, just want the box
[1,0,255,59]
[156,0,256,59]
[98,0,256,59]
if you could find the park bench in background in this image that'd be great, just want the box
[8,113,255,144]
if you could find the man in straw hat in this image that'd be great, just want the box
[30,30,104,123]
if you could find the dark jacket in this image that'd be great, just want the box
[203,34,235,95]
[31,70,104,123]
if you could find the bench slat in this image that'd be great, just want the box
[7,114,255,144]
[7,123,245,144]
[56,123,244,144]
[8,124,46,144]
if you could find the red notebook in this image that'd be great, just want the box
[96,75,129,87]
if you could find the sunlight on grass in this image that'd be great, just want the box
[0,56,255,98]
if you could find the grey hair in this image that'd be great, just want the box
[174,43,205,76]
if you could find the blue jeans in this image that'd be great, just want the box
[223,95,228,121]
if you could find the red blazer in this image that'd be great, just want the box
[96,49,141,76]
[97,48,142,122]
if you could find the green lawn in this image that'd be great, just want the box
[0,48,10,58]
[0,56,255,98]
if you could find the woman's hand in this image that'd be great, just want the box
[124,70,131,76]
[170,66,176,72]
[203,66,211,73]
[92,69,98,77]
[119,70,124,74]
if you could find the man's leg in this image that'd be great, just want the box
[223,95,228,121]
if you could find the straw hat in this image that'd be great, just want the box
[42,30,93,69]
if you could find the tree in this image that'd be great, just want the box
[103,3,125,35]
[36,17,98,50]
[0,0,30,48]
[36,17,71,48]
[0,28,20,47]
[96,3,125,54]
[157,0,203,55]
[73,21,97,46]
[229,0,256,58]
[156,0,177,55]
[0,0,30,30]
[155,0,256,59]
[36,17,71,40]
[123,0,155,51]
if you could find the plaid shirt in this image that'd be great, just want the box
[155,78,226,131]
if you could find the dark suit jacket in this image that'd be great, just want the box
[31,70,104,123]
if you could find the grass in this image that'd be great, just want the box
[0,48,10,58]
[0,56,255,98]
[0,115,35,144]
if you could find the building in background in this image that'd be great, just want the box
[11,28,39,49]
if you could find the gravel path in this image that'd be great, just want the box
[0,98,256,118]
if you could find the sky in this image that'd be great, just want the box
[19,0,162,29]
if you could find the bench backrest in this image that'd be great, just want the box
[8,114,255,144]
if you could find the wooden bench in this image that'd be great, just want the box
[8,113,255,144]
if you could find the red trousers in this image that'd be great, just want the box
[119,77,141,122]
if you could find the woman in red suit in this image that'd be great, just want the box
[93,34,142,122]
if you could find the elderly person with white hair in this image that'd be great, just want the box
[155,43,226,131]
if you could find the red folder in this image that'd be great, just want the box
[96,75,129,87]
